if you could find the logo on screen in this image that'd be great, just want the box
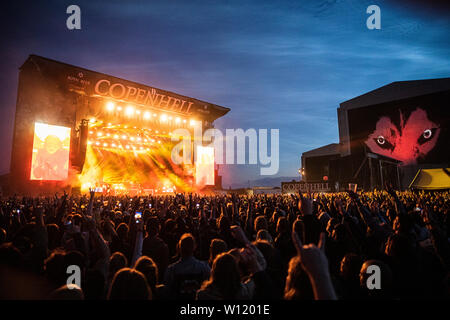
[30,122,71,181]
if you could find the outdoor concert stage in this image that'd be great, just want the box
[7,55,230,195]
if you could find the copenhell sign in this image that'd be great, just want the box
[94,79,194,114]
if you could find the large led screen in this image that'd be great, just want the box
[347,92,449,166]
[195,146,215,185]
[30,122,71,180]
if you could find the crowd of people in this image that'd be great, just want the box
[0,188,449,300]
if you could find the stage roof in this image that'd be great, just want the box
[409,168,450,190]
[21,55,230,121]
[302,143,340,158]
[340,77,450,111]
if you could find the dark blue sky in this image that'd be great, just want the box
[1,0,449,187]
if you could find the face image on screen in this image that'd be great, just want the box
[195,146,214,185]
[30,122,71,181]
[364,108,440,165]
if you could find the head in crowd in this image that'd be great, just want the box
[107,268,151,300]
[284,256,314,300]
[178,233,196,259]
[200,253,242,299]
[134,256,158,290]
[209,239,228,266]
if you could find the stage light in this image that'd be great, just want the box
[160,114,168,122]
[130,137,135,141]
[97,132,103,137]
[117,106,123,111]
[125,106,135,116]
[106,133,110,137]
[155,130,159,134]
[153,113,157,117]
[106,102,115,111]
[114,134,119,139]
[90,118,96,124]
[87,140,92,145]
[144,111,151,119]
[183,119,187,123]
[190,119,197,126]
[168,116,173,120]
[158,140,161,144]
[103,143,108,147]
[137,137,142,142]
[144,139,148,142]
[122,135,127,139]
[175,117,181,123]
[136,110,141,115]
[112,143,117,147]
[95,141,100,146]
[89,131,93,134]
[140,146,144,150]
[126,145,130,149]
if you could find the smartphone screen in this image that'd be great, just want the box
[134,212,142,223]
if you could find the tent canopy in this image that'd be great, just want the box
[409,168,450,190]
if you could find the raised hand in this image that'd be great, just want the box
[292,229,328,277]
[231,225,250,245]
[298,192,313,216]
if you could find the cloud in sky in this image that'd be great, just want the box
[0,0,449,187]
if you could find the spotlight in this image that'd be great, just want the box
[126,145,130,149]
[87,140,92,145]
[183,119,187,123]
[122,135,127,139]
[106,103,115,112]
[136,110,141,115]
[189,119,197,126]
[130,137,135,141]
[106,133,110,137]
[175,117,181,123]
[144,111,151,119]
[153,113,157,117]
[112,143,116,147]
[117,106,123,111]
[90,118,96,124]
[114,134,119,139]
[95,141,100,146]
[89,131,93,134]
[103,143,108,147]
[158,140,161,144]
[125,106,134,116]
[140,146,144,150]
[160,114,168,122]
[168,116,173,120]
[137,137,142,142]
[97,132,103,137]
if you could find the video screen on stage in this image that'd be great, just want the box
[347,92,450,166]
[195,146,215,186]
[30,122,71,180]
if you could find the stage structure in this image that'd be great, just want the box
[300,78,450,191]
[9,55,230,195]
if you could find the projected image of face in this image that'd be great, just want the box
[365,108,440,165]
[30,123,71,181]
[44,135,63,154]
